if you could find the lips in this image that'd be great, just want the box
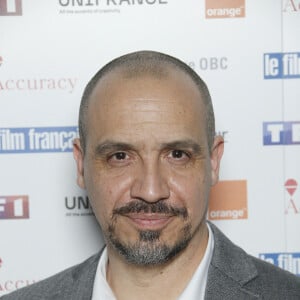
[124,213,174,230]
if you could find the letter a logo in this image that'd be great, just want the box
[285,179,299,214]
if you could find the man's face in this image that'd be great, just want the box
[74,70,223,266]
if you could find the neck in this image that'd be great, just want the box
[106,223,209,300]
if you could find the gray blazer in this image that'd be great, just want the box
[2,223,300,299]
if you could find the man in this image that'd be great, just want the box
[2,51,300,299]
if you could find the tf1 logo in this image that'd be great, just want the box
[263,121,300,145]
[0,0,22,16]
[0,195,29,219]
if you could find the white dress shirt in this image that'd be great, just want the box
[92,223,214,300]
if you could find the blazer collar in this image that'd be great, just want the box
[51,250,103,300]
[205,222,260,299]
[49,224,260,299]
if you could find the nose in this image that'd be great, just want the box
[130,159,170,203]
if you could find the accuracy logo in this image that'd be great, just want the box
[0,196,29,219]
[0,77,77,93]
[259,253,300,276]
[0,126,78,154]
[0,0,22,16]
[264,52,300,79]
[0,279,37,294]
[263,121,300,145]
[208,180,248,220]
[205,0,245,19]
[283,0,300,12]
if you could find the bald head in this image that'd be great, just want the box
[79,50,215,152]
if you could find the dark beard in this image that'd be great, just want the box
[106,201,192,266]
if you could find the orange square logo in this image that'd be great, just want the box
[208,180,248,220]
[205,0,245,19]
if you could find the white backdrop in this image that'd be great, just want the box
[0,0,299,295]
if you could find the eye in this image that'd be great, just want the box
[107,151,131,166]
[109,152,128,161]
[171,150,186,159]
[167,150,190,163]
[113,152,127,160]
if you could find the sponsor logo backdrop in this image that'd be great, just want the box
[0,0,299,295]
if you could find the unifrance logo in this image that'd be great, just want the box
[65,195,94,217]
[0,196,29,219]
[264,53,300,79]
[0,0,22,16]
[58,0,168,15]
[283,0,300,12]
[259,253,300,276]
[59,0,167,5]
[285,179,299,214]
[208,180,248,220]
[205,0,245,19]
[0,126,78,154]
[263,121,300,145]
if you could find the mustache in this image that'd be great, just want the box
[113,201,188,219]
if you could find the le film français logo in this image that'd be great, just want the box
[264,53,300,79]
[259,252,300,276]
[0,0,22,16]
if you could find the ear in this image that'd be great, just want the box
[210,135,224,186]
[73,138,85,189]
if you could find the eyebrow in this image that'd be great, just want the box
[94,139,203,156]
[94,141,134,156]
[160,140,203,154]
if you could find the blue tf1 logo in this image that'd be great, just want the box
[259,253,300,276]
[263,121,300,145]
[0,126,78,153]
[264,52,300,79]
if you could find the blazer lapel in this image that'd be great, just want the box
[49,250,102,300]
[44,225,261,299]
[205,223,260,299]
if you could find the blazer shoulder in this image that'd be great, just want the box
[247,255,300,297]
[206,222,300,299]
[0,252,101,300]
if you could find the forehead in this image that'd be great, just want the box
[86,69,207,145]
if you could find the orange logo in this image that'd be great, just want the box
[208,180,248,220]
[205,0,245,19]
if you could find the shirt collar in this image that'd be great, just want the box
[92,223,214,300]
[92,247,116,300]
[178,222,214,299]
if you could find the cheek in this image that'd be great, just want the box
[83,163,133,222]
[169,169,210,219]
